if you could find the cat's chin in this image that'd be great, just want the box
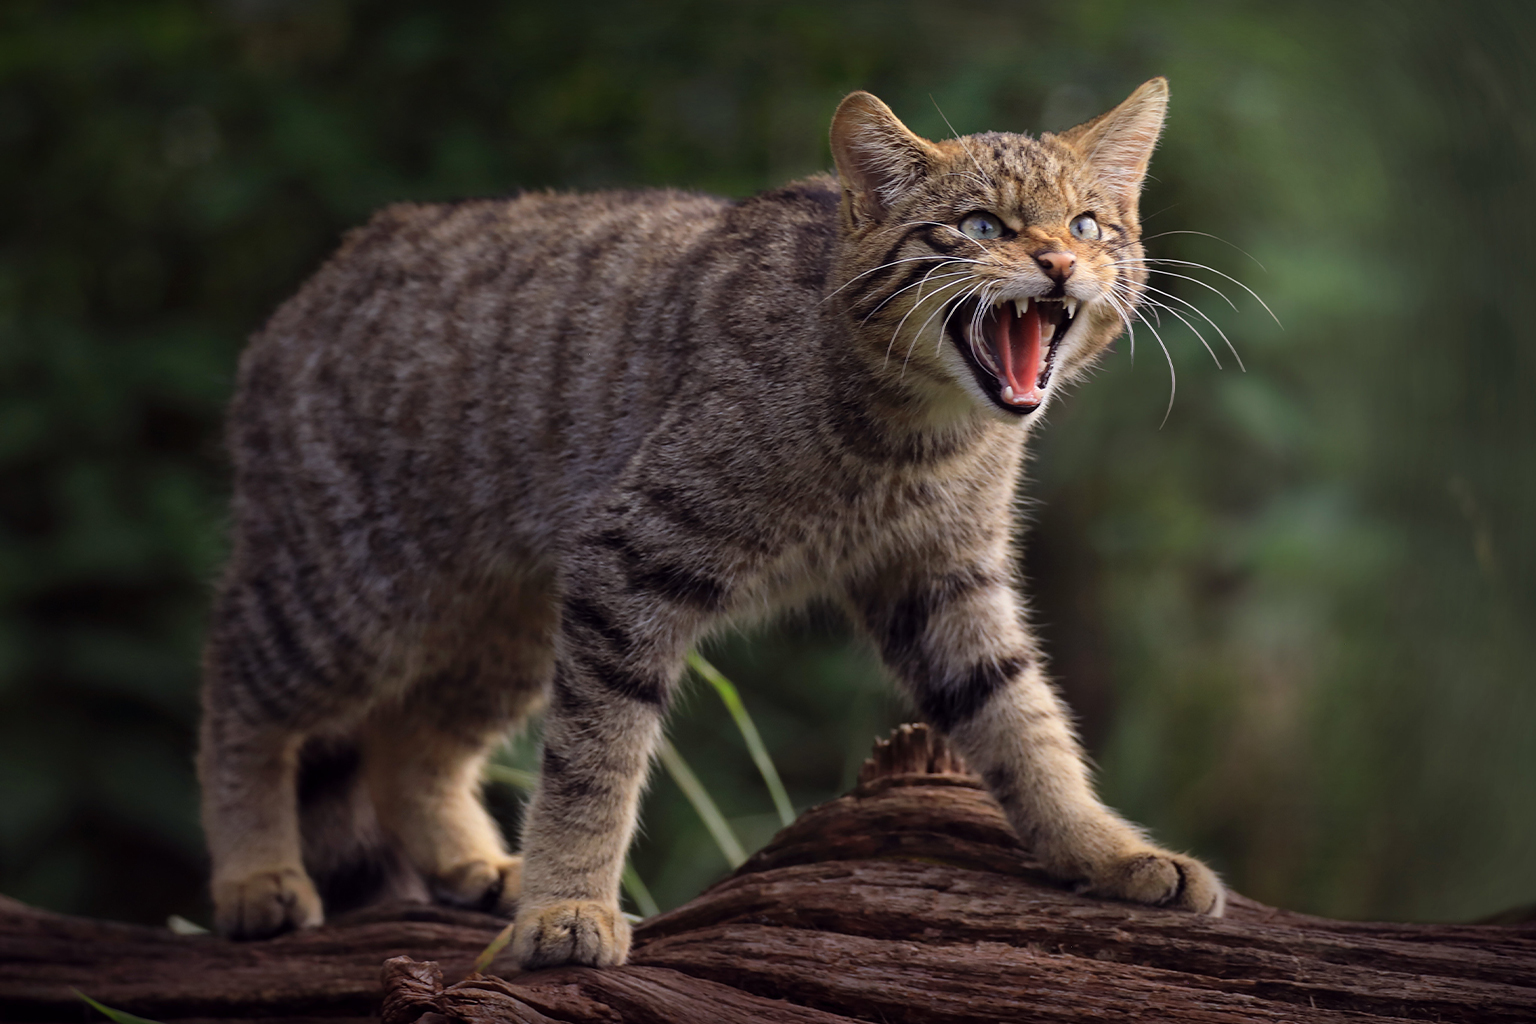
[935,341,1053,425]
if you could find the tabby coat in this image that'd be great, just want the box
[199,77,1223,967]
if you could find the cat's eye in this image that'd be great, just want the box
[1069,214,1101,241]
[959,212,1004,240]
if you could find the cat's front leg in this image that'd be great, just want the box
[850,559,1225,915]
[511,580,693,968]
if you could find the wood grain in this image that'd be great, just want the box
[3,725,1531,1023]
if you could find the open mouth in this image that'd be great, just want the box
[951,296,1078,416]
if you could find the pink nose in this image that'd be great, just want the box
[1036,251,1076,281]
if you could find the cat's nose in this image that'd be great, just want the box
[1036,251,1076,281]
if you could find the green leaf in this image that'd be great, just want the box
[690,651,796,827]
[75,992,165,1024]
[622,861,661,918]
[658,738,745,868]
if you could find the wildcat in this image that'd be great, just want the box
[199,76,1224,968]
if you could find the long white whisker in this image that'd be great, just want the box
[1139,297,1222,369]
[903,280,988,379]
[1099,288,1138,363]
[1137,230,1268,272]
[1136,281,1246,372]
[887,277,976,371]
[1122,258,1282,328]
[1109,259,1242,314]
[910,279,987,371]
[823,255,983,303]
[1111,291,1178,427]
[939,280,985,360]
[898,220,994,255]
[863,266,975,325]
[930,95,995,189]
[879,270,975,368]
[1146,317,1178,428]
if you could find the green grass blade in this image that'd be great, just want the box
[74,992,165,1024]
[483,762,540,791]
[473,921,515,975]
[622,862,661,918]
[689,651,795,827]
[659,737,746,868]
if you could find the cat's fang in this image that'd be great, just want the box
[1064,297,1079,318]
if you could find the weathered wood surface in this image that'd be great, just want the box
[2,725,1532,1023]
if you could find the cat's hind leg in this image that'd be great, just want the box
[360,575,556,913]
[199,575,344,939]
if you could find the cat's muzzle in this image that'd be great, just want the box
[953,295,1077,416]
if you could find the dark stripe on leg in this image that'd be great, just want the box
[626,562,727,611]
[562,595,631,653]
[916,655,1027,731]
[567,647,668,708]
[867,566,1002,671]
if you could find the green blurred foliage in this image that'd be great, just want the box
[1,0,1532,926]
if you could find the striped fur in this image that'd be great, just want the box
[199,78,1223,963]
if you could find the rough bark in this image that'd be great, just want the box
[2,725,1532,1023]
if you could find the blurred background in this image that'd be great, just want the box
[2,0,1533,928]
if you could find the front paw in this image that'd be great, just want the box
[432,856,523,914]
[512,899,631,969]
[1089,848,1226,916]
[213,867,324,939]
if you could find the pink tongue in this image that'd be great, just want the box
[994,300,1043,405]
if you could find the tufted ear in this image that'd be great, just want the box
[830,92,943,223]
[1058,77,1169,205]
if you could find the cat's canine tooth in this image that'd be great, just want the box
[1013,299,1027,319]
[1001,384,1016,403]
[1064,297,1079,318]
[1041,322,1056,344]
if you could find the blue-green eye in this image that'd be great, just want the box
[1069,214,1101,241]
[959,212,1004,240]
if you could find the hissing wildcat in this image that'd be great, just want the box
[199,77,1224,967]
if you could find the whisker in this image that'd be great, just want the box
[879,272,975,369]
[1107,284,1177,426]
[910,279,987,370]
[863,266,975,325]
[1099,288,1138,363]
[897,220,995,255]
[1135,281,1246,372]
[1137,230,1268,272]
[1144,313,1178,429]
[930,95,995,189]
[903,280,987,379]
[1119,257,1281,328]
[1138,297,1222,369]
[886,276,976,371]
[1108,259,1242,314]
[939,280,985,361]
[823,255,983,303]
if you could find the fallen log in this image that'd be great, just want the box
[2,725,1532,1023]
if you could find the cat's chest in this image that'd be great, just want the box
[745,453,1019,604]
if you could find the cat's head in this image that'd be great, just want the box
[829,79,1167,423]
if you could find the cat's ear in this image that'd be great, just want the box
[830,92,941,223]
[1059,77,1169,205]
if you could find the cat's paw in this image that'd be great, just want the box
[213,867,324,939]
[432,855,523,913]
[1089,848,1226,916]
[511,899,631,969]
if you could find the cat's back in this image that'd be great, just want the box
[227,178,844,561]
